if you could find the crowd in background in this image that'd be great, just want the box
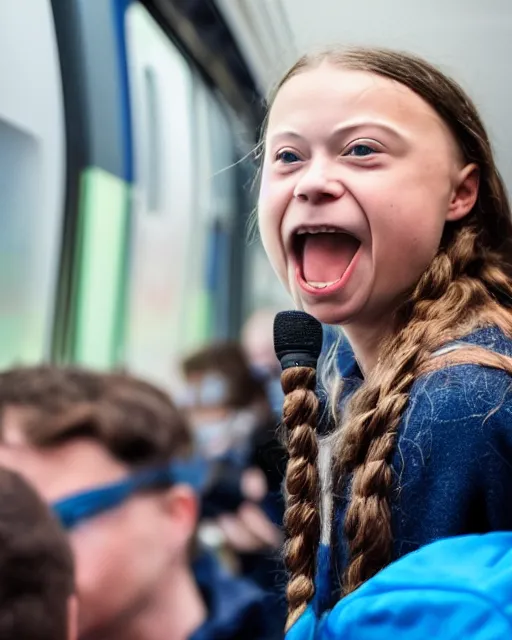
[0,307,287,640]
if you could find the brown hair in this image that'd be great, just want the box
[264,47,512,625]
[182,341,268,409]
[0,365,192,467]
[281,366,320,630]
[0,466,74,640]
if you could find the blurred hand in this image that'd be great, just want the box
[240,467,268,502]
[217,501,283,553]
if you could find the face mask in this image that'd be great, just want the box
[266,376,285,417]
[193,408,263,461]
[229,409,261,442]
[193,418,233,459]
[251,365,284,417]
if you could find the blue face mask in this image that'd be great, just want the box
[266,376,285,416]
[52,456,208,531]
[193,418,233,458]
[251,365,285,417]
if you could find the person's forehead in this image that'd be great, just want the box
[0,438,128,503]
[1,405,40,445]
[267,64,445,139]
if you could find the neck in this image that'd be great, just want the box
[343,315,395,376]
[85,564,207,640]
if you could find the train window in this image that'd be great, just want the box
[125,2,196,387]
[204,96,238,338]
[176,77,214,351]
[0,1,65,368]
[178,80,245,349]
[207,98,238,225]
[143,66,161,213]
[125,2,251,387]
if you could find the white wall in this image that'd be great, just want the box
[280,0,512,190]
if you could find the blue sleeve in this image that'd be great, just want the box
[391,363,512,558]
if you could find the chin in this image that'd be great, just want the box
[291,268,372,326]
[300,299,362,326]
[77,599,117,638]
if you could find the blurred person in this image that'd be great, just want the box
[241,308,285,418]
[0,465,76,640]
[181,342,286,515]
[181,342,287,598]
[0,365,282,640]
[181,341,271,462]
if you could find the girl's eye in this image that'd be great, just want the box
[275,150,301,164]
[344,143,377,157]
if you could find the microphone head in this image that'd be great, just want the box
[273,310,323,371]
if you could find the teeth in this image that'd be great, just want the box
[296,226,342,235]
[307,279,340,289]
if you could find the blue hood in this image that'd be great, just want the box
[288,532,512,639]
[190,551,284,640]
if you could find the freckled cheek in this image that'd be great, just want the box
[258,213,288,282]
[258,170,291,217]
[368,198,443,280]
[258,167,270,202]
[258,181,290,274]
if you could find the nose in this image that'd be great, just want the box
[293,160,345,204]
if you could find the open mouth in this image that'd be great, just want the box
[292,226,361,290]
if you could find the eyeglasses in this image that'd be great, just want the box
[178,373,230,409]
[52,457,208,531]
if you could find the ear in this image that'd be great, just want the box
[161,485,199,550]
[446,163,479,222]
[67,595,79,640]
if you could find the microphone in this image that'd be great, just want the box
[273,310,323,371]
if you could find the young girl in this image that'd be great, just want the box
[257,47,512,635]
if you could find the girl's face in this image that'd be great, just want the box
[258,64,477,327]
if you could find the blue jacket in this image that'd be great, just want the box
[288,532,512,639]
[308,325,512,630]
[190,551,284,640]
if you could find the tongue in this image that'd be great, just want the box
[302,233,360,283]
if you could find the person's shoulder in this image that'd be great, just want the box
[192,550,284,640]
[408,325,512,427]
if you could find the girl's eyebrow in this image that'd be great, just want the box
[331,121,407,144]
[268,130,307,146]
[268,121,408,146]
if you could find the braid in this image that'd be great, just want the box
[281,366,320,630]
[338,223,512,594]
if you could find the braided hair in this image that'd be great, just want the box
[265,46,512,612]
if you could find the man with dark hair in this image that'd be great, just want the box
[0,465,76,640]
[0,366,282,640]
